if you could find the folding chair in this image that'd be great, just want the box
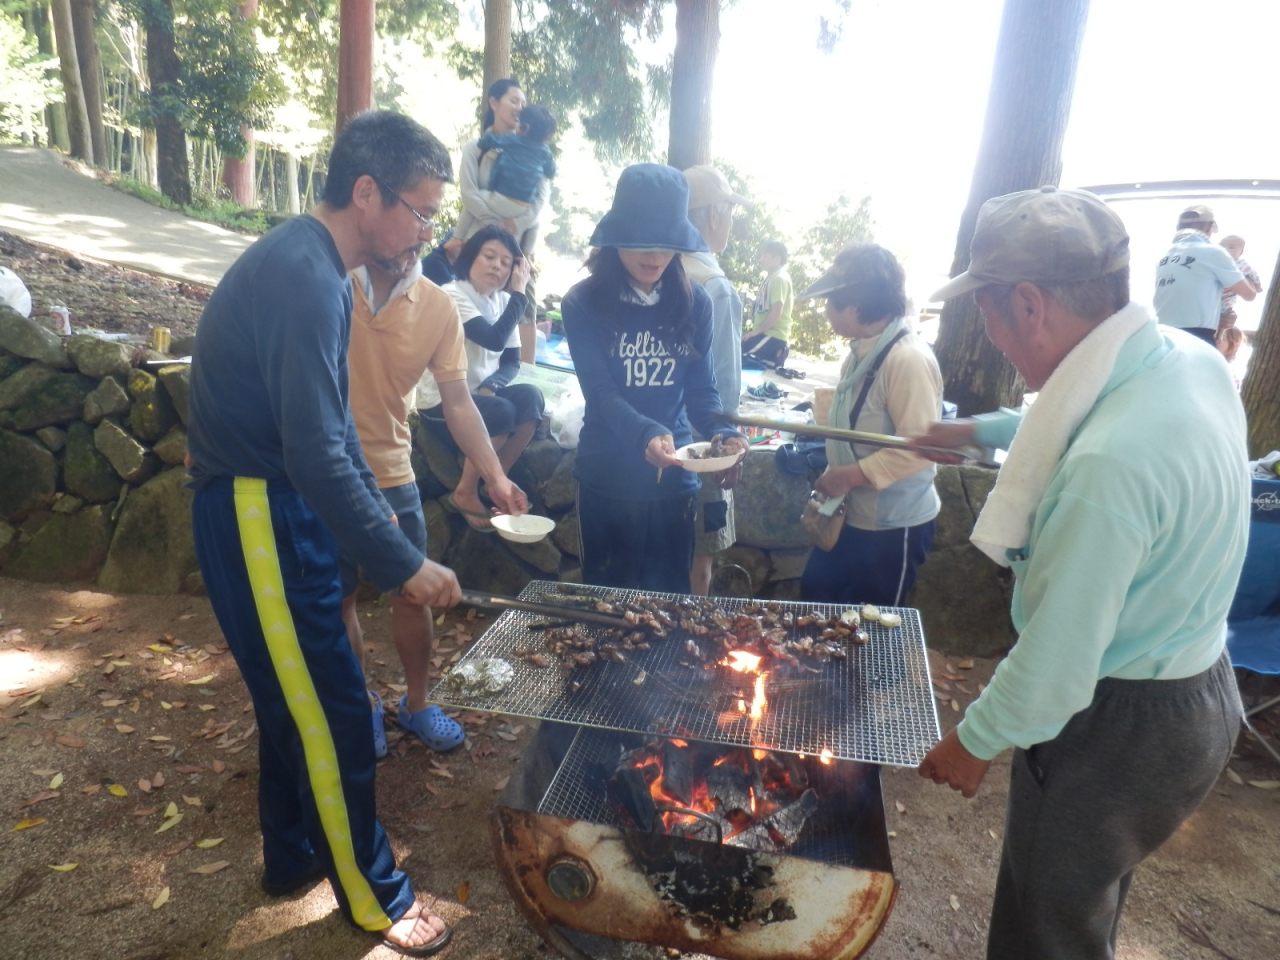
[1226,476,1280,765]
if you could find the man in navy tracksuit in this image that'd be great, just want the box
[187,112,462,956]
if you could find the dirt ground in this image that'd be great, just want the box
[2,578,1279,960]
[1,229,208,342]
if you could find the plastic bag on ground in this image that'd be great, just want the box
[0,266,32,317]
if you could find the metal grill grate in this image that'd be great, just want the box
[429,581,940,767]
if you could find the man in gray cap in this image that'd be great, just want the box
[916,185,1246,959]
[1153,203,1255,344]
[682,164,750,595]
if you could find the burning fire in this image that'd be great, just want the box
[723,650,762,672]
[749,674,767,721]
[819,748,833,765]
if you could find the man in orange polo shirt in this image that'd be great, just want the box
[345,245,527,753]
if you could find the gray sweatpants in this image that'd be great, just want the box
[987,650,1241,960]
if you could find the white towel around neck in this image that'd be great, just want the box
[971,301,1152,566]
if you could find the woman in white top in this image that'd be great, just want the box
[417,226,544,531]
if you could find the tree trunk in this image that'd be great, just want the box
[285,151,300,214]
[932,0,1091,416]
[220,0,259,206]
[667,0,719,170]
[335,0,375,136]
[49,0,92,161]
[69,0,106,165]
[483,0,512,94]
[33,6,69,150]
[1241,255,1280,458]
[144,1,190,204]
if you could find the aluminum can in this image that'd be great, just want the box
[152,327,171,354]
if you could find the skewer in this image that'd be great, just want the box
[728,415,989,462]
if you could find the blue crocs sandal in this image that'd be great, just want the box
[397,697,465,752]
[370,691,388,759]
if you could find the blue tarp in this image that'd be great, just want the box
[1227,478,1280,675]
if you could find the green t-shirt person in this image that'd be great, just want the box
[748,249,793,344]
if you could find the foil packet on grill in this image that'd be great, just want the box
[443,658,515,697]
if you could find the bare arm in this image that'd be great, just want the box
[437,378,527,516]
[1227,278,1258,302]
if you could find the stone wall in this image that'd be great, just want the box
[0,306,198,593]
[0,302,1014,656]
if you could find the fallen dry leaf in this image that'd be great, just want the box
[156,813,184,833]
[173,765,202,775]
[14,818,47,830]
[48,863,78,872]
[957,659,975,669]
[988,828,999,840]
[107,784,128,797]
[139,779,152,793]
[183,796,202,807]
[493,775,510,792]
[1247,780,1280,790]
[1225,767,1244,785]
[114,724,135,734]
[950,699,961,713]
[187,675,215,686]
[895,801,907,814]
[164,802,178,818]
[195,838,224,849]
[152,772,166,788]
[161,840,193,857]
[100,699,124,707]
[189,861,230,875]
[949,894,961,911]
[55,736,85,749]
[198,705,216,712]
[133,808,158,817]
[210,761,226,775]
[102,663,115,676]
[428,768,453,779]
[48,773,63,790]
[152,886,170,909]
[456,880,471,904]
[160,701,173,710]
[31,768,58,777]
[147,736,172,742]
[80,784,100,795]
[20,791,60,808]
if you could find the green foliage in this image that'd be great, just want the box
[786,194,875,359]
[449,0,663,165]
[176,4,284,157]
[261,0,457,132]
[0,13,60,143]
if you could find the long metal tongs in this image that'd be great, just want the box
[729,414,990,463]
[459,589,633,629]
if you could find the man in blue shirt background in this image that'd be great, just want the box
[1152,203,1256,344]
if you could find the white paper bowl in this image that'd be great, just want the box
[490,513,556,543]
[676,442,741,473]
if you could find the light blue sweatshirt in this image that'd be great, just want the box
[957,321,1250,760]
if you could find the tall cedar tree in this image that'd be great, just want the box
[932,0,1091,415]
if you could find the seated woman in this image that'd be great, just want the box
[562,164,747,593]
[417,226,545,530]
[799,244,943,607]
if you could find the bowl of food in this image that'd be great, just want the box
[490,513,556,543]
[676,438,742,473]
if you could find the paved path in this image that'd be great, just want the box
[0,146,252,286]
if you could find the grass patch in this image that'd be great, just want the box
[110,175,279,235]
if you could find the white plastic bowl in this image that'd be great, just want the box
[490,513,556,543]
[676,442,742,473]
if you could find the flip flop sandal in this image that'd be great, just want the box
[397,697,465,752]
[444,493,495,534]
[370,690,388,759]
[381,913,454,957]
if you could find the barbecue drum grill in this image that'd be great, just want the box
[429,581,941,960]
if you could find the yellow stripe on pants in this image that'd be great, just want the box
[233,477,390,932]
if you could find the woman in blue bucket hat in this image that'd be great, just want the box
[562,164,747,593]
